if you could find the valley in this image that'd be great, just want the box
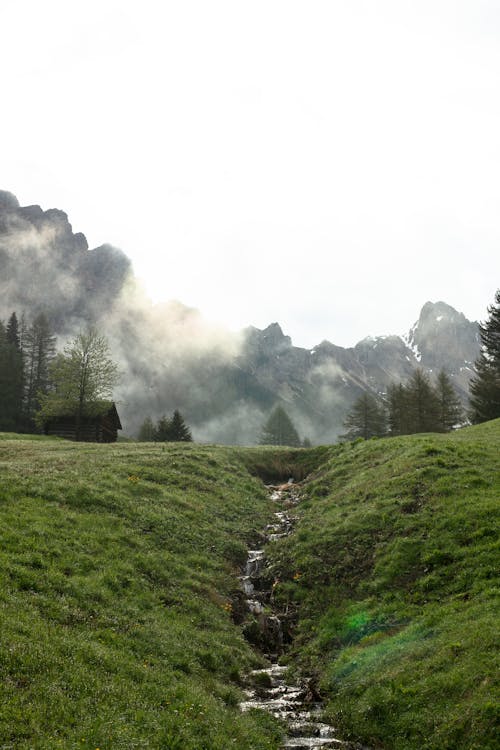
[0,423,497,749]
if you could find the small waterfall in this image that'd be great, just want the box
[239,483,366,749]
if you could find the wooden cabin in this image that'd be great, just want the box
[43,403,122,443]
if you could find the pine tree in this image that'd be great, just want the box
[137,416,155,441]
[342,392,387,440]
[154,415,172,442]
[387,383,411,436]
[469,289,500,423]
[260,405,301,446]
[153,411,193,442]
[24,313,56,428]
[405,368,440,433]
[6,312,21,350]
[435,370,463,432]
[169,410,193,441]
[0,313,24,431]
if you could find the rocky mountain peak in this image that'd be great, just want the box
[261,322,291,348]
[406,301,480,374]
[0,190,20,211]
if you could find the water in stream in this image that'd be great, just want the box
[239,484,364,750]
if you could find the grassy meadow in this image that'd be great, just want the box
[0,437,282,749]
[266,420,500,749]
[0,421,498,749]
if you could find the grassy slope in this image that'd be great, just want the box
[0,437,282,749]
[1,425,498,750]
[267,420,500,750]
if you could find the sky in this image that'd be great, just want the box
[1,0,499,349]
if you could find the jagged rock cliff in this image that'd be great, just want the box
[0,190,132,330]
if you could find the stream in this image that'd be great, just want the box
[239,483,366,750]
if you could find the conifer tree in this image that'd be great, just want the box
[137,416,155,441]
[387,383,411,436]
[0,313,24,431]
[469,289,500,423]
[24,313,56,427]
[154,415,172,442]
[405,368,440,433]
[342,392,387,440]
[169,409,193,441]
[153,411,193,442]
[435,370,463,432]
[6,312,21,350]
[260,405,301,446]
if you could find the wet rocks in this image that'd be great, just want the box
[239,485,355,749]
[241,664,344,749]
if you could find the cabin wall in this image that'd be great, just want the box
[44,418,117,443]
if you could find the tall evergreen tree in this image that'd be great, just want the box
[0,313,24,431]
[469,289,500,423]
[152,411,193,442]
[137,416,155,441]
[405,368,440,433]
[6,312,21,350]
[435,370,463,432]
[387,383,411,436]
[24,313,56,427]
[342,392,387,440]
[169,409,193,441]
[154,415,172,442]
[260,405,301,446]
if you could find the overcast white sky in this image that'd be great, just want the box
[1,0,499,348]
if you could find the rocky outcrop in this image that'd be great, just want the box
[0,191,132,331]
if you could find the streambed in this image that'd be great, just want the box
[239,485,366,750]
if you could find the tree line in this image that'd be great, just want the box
[137,411,193,442]
[0,314,121,438]
[342,368,462,440]
[343,289,500,440]
[2,288,499,443]
[0,311,56,432]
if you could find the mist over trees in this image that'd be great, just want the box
[37,328,119,440]
[0,311,57,432]
[469,289,500,423]
[260,406,301,446]
[138,411,193,442]
[23,313,57,428]
[0,192,487,444]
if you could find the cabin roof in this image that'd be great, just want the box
[44,401,122,429]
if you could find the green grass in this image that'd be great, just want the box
[0,437,282,749]
[266,421,500,749]
[1,423,498,749]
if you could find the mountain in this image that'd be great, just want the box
[234,304,480,443]
[0,191,481,443]
[0,190,132,331]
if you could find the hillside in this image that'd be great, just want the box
[0,424,498,749]
[265,420,500,749]
[0,437,282,749]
